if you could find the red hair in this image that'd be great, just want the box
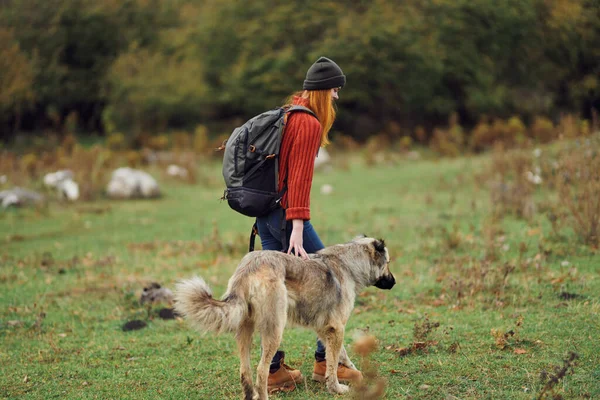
[285,90,336,147]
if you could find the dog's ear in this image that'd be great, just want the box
[373,239,386,253]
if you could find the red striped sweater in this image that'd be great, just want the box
[279,96,322,221]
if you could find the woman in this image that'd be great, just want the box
[256,57,363,392]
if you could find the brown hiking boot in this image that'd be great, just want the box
[312,360,363,383]
[268,357,303,393]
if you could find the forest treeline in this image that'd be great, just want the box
[1,0,599,141]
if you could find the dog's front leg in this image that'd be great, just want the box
[338,345,357,370]
[324,326,349,394]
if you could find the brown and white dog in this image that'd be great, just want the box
[174,237,395,399]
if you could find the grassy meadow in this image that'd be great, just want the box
[1,144,599,399]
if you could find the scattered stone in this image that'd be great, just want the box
[558,292,582,301]
[58,179,79,201]
[122,320,147,332]
[320,184,334,195]
[314,148,331,170]
[140,283,174,305]
[106,167,161,199]
[158,308,179,320]
[166,164,189,179]
[43,170,73,187]
[0,187,45,208]
[525,171,542,185]
[44,170,79,201]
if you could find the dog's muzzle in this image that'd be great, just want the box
[374,274,396,290]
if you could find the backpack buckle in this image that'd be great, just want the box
[248,145,256,152]
[265,154,276,160]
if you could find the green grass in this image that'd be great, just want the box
[1,152,598,399]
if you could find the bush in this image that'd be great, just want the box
[193,125,209,155]
[430,128,462,157]
[531,117,556,143]
[556,136,600,246]
[106,133,127,151]
[470,119,492,152]
[398,136,413,151]
[488,147,538,219]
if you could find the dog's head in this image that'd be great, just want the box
[353,237,396,290]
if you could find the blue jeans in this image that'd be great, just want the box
[256,207,327,363]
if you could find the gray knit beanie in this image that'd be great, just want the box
[303,57,346,90]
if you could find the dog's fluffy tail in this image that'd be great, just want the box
[174,276,246,334]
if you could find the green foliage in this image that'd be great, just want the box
[0,28,35,122]
[0,0,599,138]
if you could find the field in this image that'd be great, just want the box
[1,147,599,399]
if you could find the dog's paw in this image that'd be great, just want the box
[328,383,349,395]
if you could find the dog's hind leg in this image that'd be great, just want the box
[321,324,349,394]
[236,319,257,400]
[254,285,287,399]
[338,344,357,370]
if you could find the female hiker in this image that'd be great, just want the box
[255,56,363,392]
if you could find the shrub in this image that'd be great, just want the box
[398,136,412,151]
[363,134,390,166]
[22,153,39,178]
[555,137,600,246]
[430,113,465,157]
[172,131,191,150]
[193,125,209,155]
[470,119,492,152]
[126,150,142,167]
[414,126,427,144]
[488,147,538,219]
[531,116,556,143]
[430,128,461,157]
[65,145,114,201]
[332,133,360,151]
[147,135,170,151]
[507,116,527,145]
[106,133,127,151]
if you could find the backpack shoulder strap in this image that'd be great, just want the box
[285,105,317,120]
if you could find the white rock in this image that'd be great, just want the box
[320,184,334,195]
[0,175,7,184]
[561,261,570,267]
[43,170,74,188]
[106,167,160,199]
[533,148,542,158]
[0,187,44,208]
[525,171,542,185]
[58,179,79,201]
[43,170,79,201]
[2,193,19,208]
[138,173,160,197]
[167,164,189,179]
[314,148,331,170]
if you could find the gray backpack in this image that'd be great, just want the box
[221,105,316,218]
